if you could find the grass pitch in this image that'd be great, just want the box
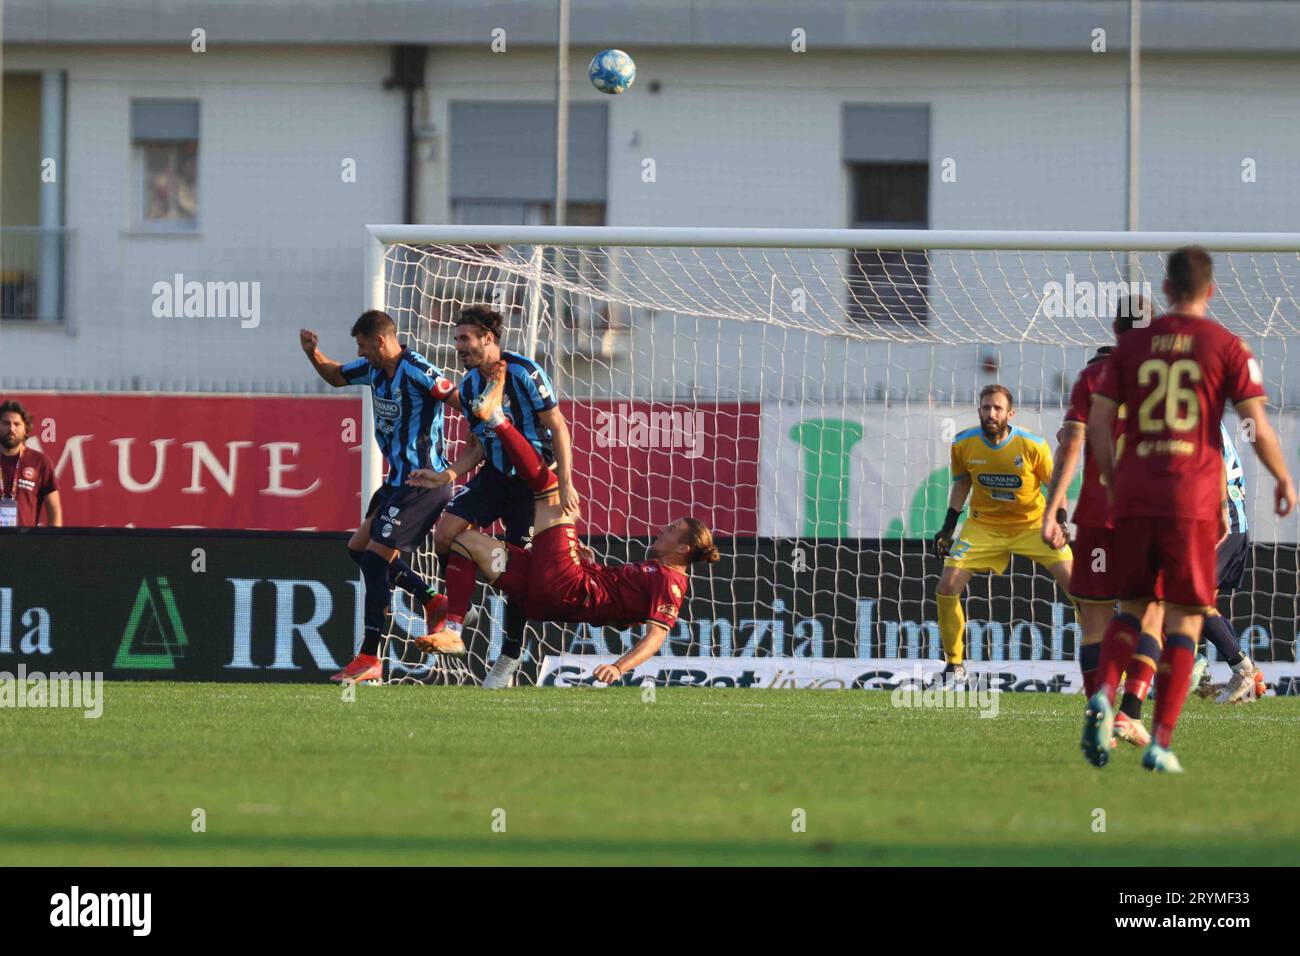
[3,683,1298,866]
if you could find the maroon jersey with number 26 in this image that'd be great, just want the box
[1095,312,1266,523]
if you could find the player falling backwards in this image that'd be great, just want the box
[409,364,719,683]
[300,310,477,683]
[1081,245,1295,773]
[932,384,1075,686]
[420,305,578,689]
[1042,296,1257,753]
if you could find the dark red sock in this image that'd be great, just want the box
[444,551,478,624]
[1119,630,1163,717]
[493,419,558,495]
[1152,633,1197,748]
[1094,613,1141,702]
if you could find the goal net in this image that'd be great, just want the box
[366,225,1300,694]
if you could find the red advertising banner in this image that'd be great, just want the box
[10,392,760,535]
[564,401,760,537]
[442,400,760,536]
[12,392,363,531]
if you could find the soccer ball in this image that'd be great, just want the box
[588,49,636,94]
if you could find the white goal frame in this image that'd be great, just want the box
[360,224,1300,689]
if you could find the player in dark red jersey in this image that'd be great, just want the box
[1042,296,1161,747]
[407,364,720,685]
[1082,247,1295,773]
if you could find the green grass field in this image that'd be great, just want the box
[4,683,1298,865]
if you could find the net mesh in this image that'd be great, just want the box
[373,236,1300,689]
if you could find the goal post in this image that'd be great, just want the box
[363,224,1300,692]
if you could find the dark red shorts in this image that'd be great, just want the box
[1069,524,1116,603]
[492,524,588,617]
[1112,515,1219,608]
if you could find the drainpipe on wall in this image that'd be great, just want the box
[384,46,426,224]
[39,70,67,326]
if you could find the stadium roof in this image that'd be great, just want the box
[6,0,1300,51]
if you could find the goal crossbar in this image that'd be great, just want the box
[366,225,1300,253]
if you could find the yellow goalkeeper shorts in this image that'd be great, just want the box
[944,520,1071,574]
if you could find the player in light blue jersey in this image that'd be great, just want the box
[300,310,478,683]
[1202,420,1264,702]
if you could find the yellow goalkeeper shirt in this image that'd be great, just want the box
[949,425,1053,529]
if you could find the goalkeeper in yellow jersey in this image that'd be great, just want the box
[931,384,1074,686]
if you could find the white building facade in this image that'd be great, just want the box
[4,1,1300,403]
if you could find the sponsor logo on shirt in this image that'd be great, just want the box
[374,397,401,420]
[530,368,553,401]
[977,474,1022,489]
[656,603,678,619]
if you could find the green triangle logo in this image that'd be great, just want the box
[113,577,189,670]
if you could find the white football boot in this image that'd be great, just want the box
[1216,656,1258,704]
[482,654,521,690]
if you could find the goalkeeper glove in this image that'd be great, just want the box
[932,507,962,560]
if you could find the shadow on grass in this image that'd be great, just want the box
[0,825,1289,866]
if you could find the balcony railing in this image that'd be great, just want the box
[1,227,72,323]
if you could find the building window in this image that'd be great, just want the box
[131,99,199,229]
[842,104,930,324]
[449,199,605,228]
[847,162,929,324]
[446,199,608,332]
[143,140,198,223]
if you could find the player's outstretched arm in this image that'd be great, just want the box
[298,329,348,387]
[1042,421,1084,548]
[592,622,669,684]
[1235,397,1297,516]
